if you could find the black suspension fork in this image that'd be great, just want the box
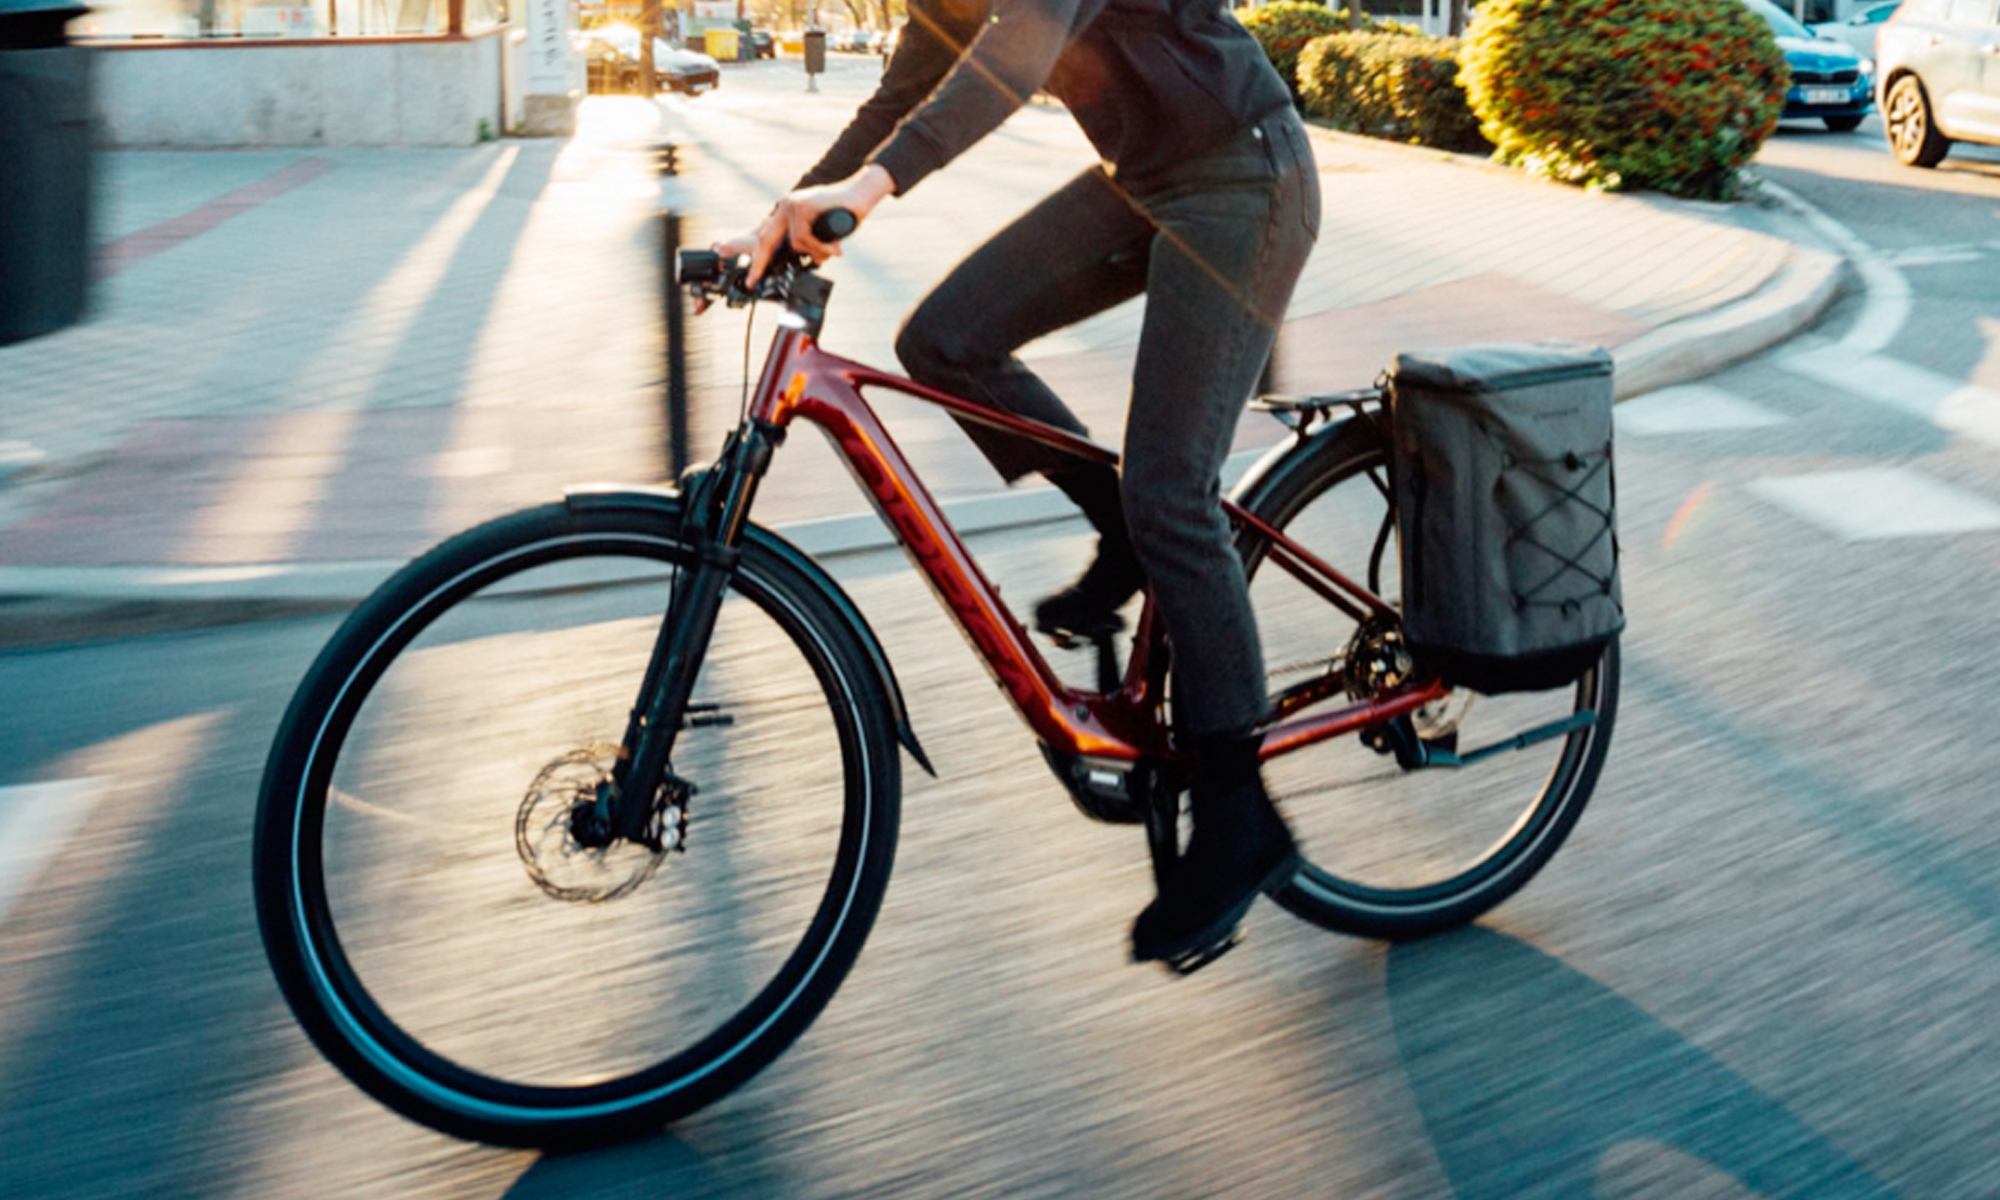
[608,421,783,842]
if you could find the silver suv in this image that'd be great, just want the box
[1878,0,2000,166]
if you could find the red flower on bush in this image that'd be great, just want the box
[1458,0,1786,198]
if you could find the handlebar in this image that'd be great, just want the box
[678,209,857,310]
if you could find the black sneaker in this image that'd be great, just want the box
[1131,739,1298,974]
[1033,540,1145,641]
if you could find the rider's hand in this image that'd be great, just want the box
[711,225,766,265]
[735,164,897,287]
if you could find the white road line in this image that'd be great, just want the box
[1615,385,1790,435]
[1746,467,2000,541]
[1754,183,2000,453]
[1883,245,1990,269]
[1780,344,2000,451]
[1759,180,1911,357]
[0,779,112,928]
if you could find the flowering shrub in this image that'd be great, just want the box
[1458,0,1788,199]
[1235,3,1356,103]
[1299,31,1488,154]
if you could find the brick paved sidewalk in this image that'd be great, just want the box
[0,59,1838,586]
[0,97,671,572]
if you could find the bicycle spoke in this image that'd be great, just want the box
[1236,421,1614,934]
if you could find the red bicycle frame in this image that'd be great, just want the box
[741,320,1447,766]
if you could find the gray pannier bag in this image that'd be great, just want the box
[1387,342,1623,694]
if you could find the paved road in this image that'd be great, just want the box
[5,77,2000,1200]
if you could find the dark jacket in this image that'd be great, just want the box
[796,0,1291,195]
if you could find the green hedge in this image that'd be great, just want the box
[1298,30,1488,154]
[1235,3,1367,104]
[1458,0,1788,199]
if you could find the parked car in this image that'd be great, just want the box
[580,31,642,94]
[577,28,721,96]
[1810,0,1902,58]
[751,29,775,58]
[659,41,723,92]
[1876,0,2000,166]
[1742,0,1878,131]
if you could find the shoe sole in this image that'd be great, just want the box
[1134,849,1302,974]
[1033,616,1124,646]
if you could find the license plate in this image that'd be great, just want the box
[1803,87,1848,105]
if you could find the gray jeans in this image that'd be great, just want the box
[894,107,1321,736]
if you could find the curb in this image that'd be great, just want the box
[0,489,1089,650]
[1304,122,1851,393]
[1611,239,1845,400]
[0,144,1854,647]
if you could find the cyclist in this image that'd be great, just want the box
[720,0,1320,971]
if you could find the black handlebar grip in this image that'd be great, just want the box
[678,249,723,285]
[811,209,858,243]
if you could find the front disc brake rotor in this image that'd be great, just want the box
[514,745,685,903]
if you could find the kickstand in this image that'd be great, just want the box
[1142,786,1180,892]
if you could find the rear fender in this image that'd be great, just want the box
[1227,410,1387,520]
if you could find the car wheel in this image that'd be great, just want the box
[1823,114,1864,133]
[1884,76,1950,168]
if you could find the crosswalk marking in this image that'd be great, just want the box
[1781,345,2000,452]
[0,779,112,929]
[1745,468,2000,541]
[1616,385,1789,435]
[1629,353,2000,543]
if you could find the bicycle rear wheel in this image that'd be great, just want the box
[1237,415,1618,941]
[254,502,900,1148]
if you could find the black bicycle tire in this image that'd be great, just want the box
[253,501,901,1148]
[1234,415,1619,941]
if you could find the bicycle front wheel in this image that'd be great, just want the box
[254,502,900,1148]
[1237,416,1618,941]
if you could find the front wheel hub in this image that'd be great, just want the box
[515,745,676,902]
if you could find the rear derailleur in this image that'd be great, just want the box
[1346,616,1463,771]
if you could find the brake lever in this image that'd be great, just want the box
[712,261,799,309]
[679,207,854,312]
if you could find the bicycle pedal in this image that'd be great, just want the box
[1162,930,1242,977]
[1046,622,1121,649]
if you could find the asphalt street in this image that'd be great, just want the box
[3,81,2000,1200]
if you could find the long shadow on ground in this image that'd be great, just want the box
[1387,928,1897,1199]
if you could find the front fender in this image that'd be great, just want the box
[564,485,935,777]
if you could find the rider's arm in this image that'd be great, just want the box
[794,3,980,189]
[736,0,1097,281]
[864,0,1105,195]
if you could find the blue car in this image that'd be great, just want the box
[1743,0,1878,131]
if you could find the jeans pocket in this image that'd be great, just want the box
[1279,117,1322,240]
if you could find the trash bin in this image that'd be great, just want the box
[0,0,93,346]
[702,28,736,62]
[803,26,825,75]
